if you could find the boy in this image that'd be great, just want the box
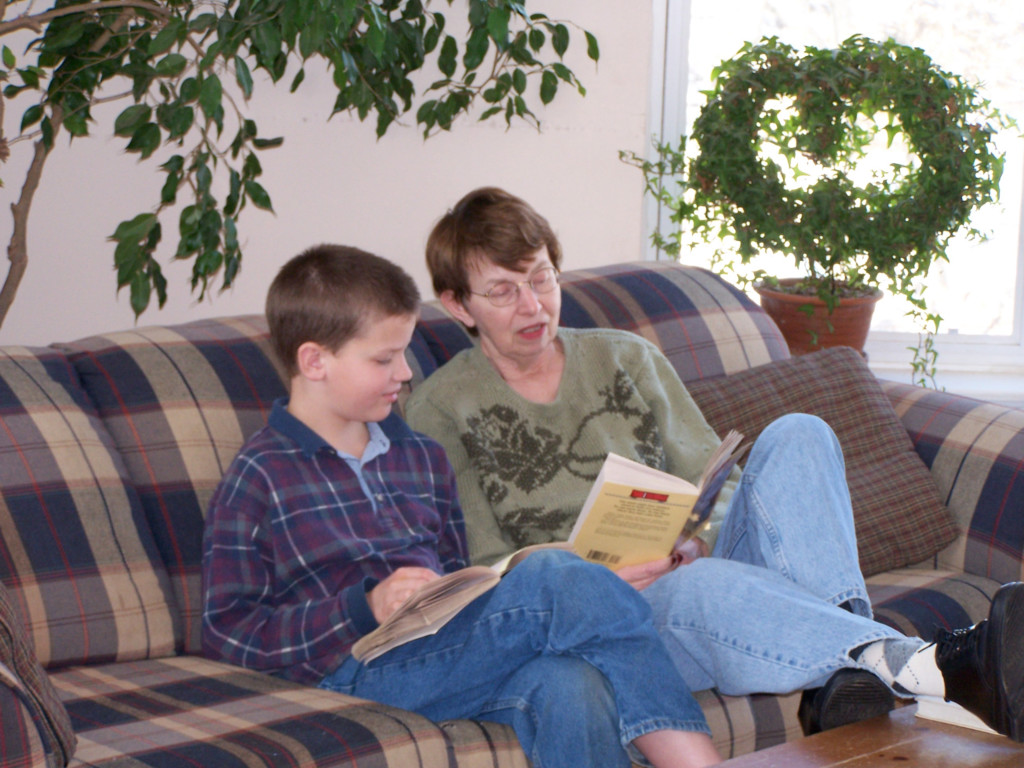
[201,244,722,768]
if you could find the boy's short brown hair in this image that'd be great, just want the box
[426,187,562,301]
[266,244,420,378]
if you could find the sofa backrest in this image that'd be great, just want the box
[55,317,287,655]
[409,260,789,387]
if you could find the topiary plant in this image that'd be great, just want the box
[624,34,1015,381]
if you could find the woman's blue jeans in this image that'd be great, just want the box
[320,549,708,768]
[643,413,908,695]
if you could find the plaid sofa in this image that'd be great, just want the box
[1,261,1021,767]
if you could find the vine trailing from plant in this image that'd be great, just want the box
[623,34,1016,385]
[0,0,599,324]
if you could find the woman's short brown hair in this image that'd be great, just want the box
[425,187,562,301]
[266,244,419,378]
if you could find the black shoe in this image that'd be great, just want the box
[798,668,895,735]
[936,581,1024,741]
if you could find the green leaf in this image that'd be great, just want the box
[245,180,273,210]
[234,56,254,99]
[551,24,569,57]
[150,21,183,56]
[154,53,188,77]
[585,31,600,61]
[439,35,458,78]
[189,13,217,32]
[464,27,489,71]
[112,212,159,243]
[63,111,88,137]
[126,123,162,158]
[299,19,326,58]
[253,136,284,149]
[161,155,185,173]
[242,151,262,178]
[512,68,527,94]
[130,272,152,316]
[196,163,213,193]
[365,18,386,60]
[160,171,180,204]
[179,205,202,234]
[180,77,200,103]
[486,6,511,47]
[199,74,223,120]
[40,116,53,149]
[225,170,241,215]
[478,105,503,121]
[114,104,152,137]
[251,22,283,66]
[3,46,15,69]
[157,104,194,139]
[114,240,142,286]
[20,104,44,132]
[540,70,557,104]
[290,68,306,92]
[18,68,39,89]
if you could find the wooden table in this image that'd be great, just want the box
[721,704,1024,767]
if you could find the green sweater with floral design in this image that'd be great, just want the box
[405,327,735,567]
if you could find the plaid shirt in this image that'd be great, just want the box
[201,400,468,685]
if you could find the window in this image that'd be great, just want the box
[649,0,1024,403]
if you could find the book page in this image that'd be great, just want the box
[351,566,498,663]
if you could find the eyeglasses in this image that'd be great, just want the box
[468,267,560,307]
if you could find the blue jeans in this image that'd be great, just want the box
[320,550,708,768]
[644,414,909,695]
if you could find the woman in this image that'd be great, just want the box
[405,186,1024,742]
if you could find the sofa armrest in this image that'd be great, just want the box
[881,380,1024,582]
[0,674,52,768]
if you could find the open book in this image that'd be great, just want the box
[568,430,747,570]
[350,543,570,664]
[352,432,746,663]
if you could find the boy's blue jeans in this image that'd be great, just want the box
[320,549,708,768]
[644,413,908,695]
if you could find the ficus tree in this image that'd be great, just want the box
[0,0,599,326]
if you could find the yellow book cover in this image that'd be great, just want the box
[569,430,746,570]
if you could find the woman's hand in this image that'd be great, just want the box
[614,538,709,591]
[367,567,440,623]
[674,537,707,565]
[615,557,676,591]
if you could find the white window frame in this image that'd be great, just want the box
[646,0,1024,406]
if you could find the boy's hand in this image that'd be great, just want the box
[368,567,440,623]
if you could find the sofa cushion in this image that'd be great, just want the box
[51,656,527,768]
[56,317,288,654]
[686,347,960,576]
[0,347,178,667]
[867,567,1002,639]
[0,580,76,765]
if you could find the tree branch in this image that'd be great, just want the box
[0,106,61,328]
[0,0,167,36]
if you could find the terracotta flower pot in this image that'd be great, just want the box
[755,279,883,356]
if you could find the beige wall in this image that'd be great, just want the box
[0,3,654,346]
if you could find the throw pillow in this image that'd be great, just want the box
[685,346,959,577]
